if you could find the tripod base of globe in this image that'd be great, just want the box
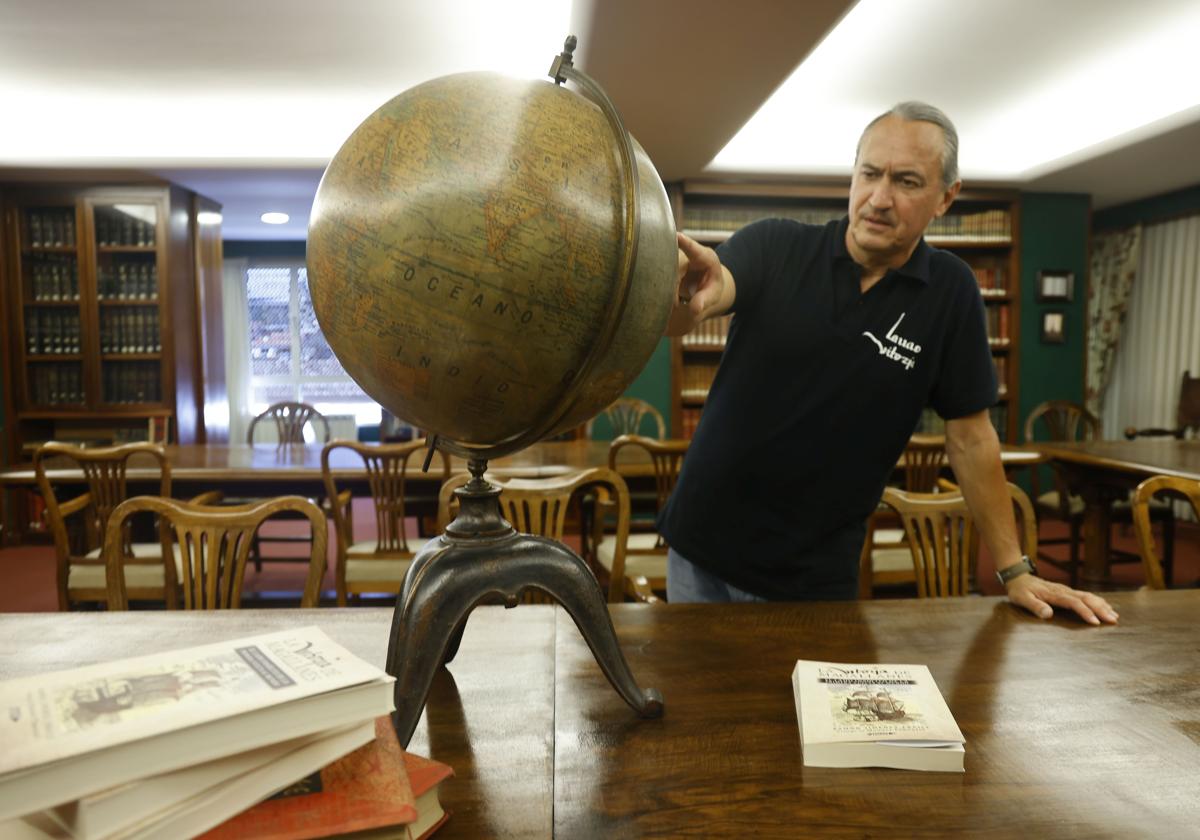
[384,461,664,747]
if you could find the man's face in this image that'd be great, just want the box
[846,115,960,266]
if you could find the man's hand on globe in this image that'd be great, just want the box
[666,232,735,336]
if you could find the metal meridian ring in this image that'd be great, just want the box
[433,43,641,462]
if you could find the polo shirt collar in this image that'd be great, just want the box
[834,216,933,285]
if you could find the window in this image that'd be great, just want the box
[245,261,380,425]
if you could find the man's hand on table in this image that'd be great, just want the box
[1005,574,1119,625]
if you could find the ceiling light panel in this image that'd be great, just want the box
[706,0,1200,181]
[0,0,573,165]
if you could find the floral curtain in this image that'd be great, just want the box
[1085,225,1142,416]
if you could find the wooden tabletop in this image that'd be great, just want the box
[0,441,1043,487]
[0,440,655,486]
[2,592,1196,838]
[1030,438,1200,481]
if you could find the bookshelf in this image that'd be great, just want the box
[0,183,226,466]
[670,181,1021,442]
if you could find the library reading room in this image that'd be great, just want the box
[3,2,1200,838]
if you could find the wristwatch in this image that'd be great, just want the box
[996,555,1037,585]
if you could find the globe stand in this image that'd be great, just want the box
[385,457,664,747]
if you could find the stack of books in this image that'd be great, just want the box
[0,627,453,839]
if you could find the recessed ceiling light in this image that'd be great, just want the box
[260,212,290,225]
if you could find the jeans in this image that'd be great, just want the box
[667,548,768,603]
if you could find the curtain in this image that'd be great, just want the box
[222,257,252,444]
[1101,213,1200,439]
[1085,225,1141,417]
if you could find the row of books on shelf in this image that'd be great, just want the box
[100,309,162,354]
[98,262,158,301]
[27,256,80,301]
[994,356,1008,395]
[95,210,157,248]
[972,265,1007,296]
[30,363,83,406]
[680,314,731,348]
[679,206,1011,242]
[679,406,703,438]
[25,309,81,355]
[682,204,843,235]
[102,362,162,404]
[26,209,77,249]
[679,362,719,402]
[0,627,452,840]
[985,305,1010,342]
[925,209,1010,241]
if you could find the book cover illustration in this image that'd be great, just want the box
[0,627,385,775]
[796,660,964,744]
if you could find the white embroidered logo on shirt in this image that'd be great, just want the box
[862,313,921,371]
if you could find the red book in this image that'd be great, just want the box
[199,717,452,840]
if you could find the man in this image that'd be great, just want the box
[661,101,1117,625]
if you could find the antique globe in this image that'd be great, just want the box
[307,48,677,459]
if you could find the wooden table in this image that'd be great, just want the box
[0,441,655,542]
[1,441,1043,543]
[3,593,1196,838]
[0,440,1040,495]
[1033,438,1200,586]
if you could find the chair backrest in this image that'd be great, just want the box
[322,439,449,555]
[1131,475,1199,590]
[1023,400,1100,444]
[902,434,947,492]
[882,482,1037,598]
[104,495,327,610]
[437,467,631,603]
[248,401,330,444]
[1177,371,1200,435]
[1022,401,1099,518]
[34,442,171,558]
[591,398,666,440]
[607,434,687,511]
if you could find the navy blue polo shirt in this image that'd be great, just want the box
[657,216,997,600]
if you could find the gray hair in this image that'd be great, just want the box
[856,101,959,188]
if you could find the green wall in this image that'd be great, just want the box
[591,337,673,440]
[1016,193,1091,437]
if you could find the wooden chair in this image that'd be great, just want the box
[875,482,1037,598]
[322,439,449,606]
[244,401,331,570]
[860,434,948,593]
[1131,475,1199,590]
[592,434,688,601]
[438,467,632,604]
[34,442,178,610]
[247,401,331,444]
[1124,371,1200,440]
[1024,400,1173,586]
[587,397,667,439]
[104,495,326,610]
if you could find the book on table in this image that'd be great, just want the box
[0,626,395,824]
[791,659,965,772]
[198,715,454,840]
[44,721,377,840]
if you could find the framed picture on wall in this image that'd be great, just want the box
[1041,310,1066,344]
[1037,270,1074,302]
